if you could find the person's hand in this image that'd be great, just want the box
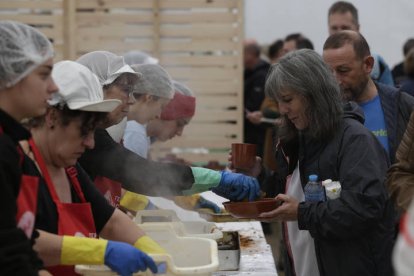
[105,240,158,276]
[246,110,263,125]
[38,270,52,276]
[228,151,262,177]
[212,171,260,201]
[174,194,222,213]
[258,194,299,222]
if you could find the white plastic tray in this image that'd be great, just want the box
[135,210,223,240]
[75,224,219,276]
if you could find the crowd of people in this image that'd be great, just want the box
[2,1,414,276]
[242,1,414,276]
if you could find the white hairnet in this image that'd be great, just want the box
[0,20,53,90]
[124,51,159,66]
[76,51,140,86]
[130,64,174,99]
[172,80,194,97]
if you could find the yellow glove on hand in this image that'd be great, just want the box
[134,235,166,254]
[61,236,107,265]
[120,191,150,212]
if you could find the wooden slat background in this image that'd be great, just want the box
[0,0,244,164]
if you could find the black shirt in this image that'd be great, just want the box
[34,163,115,234]
[0,108,42,275]
[79,129,194,196]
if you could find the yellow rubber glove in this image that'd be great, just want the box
[61,236,107,265]
[134,235,166,254]
[120,191,155,212]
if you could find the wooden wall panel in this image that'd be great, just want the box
[0,0,244,164]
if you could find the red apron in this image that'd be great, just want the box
[94,176,122,208]
[29,139,97,276]
[0,126,39,239]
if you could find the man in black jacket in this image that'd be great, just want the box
[243,39,270,157]
[323,30,414,163]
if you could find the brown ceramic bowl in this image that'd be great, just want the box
[223,198,280,219]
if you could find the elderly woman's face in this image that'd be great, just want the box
[277,89,308,130]
[47,115,95,167]
[104,84,134,125]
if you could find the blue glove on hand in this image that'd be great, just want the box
[212,171,260,201]
[196,196,222,213]
[105,240,158,276]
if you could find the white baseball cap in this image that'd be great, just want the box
[49,61,121,112]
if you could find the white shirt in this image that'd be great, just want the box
[285,163,320,276]
[123,120,151,158]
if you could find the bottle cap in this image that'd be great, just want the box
[309,174,318,182]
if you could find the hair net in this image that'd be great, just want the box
[124,51,159,66]
[130,64,174,99]
[0,20,53,90]
[172,80,194,96]
[76,51,140,86]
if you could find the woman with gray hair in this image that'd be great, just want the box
[236,49,395,276]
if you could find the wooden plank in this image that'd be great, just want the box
[182,123,240,135]
[160,24,239,38]
[160,55,238,67]
[160,12,238,23]
[0,14,61,25]
[0,1,62,9]
[76,0,153,9]
[64,0,76,59]
[77,25,153,37]
[191,110,240,121]
[152,137,238,149]
[184,81,241,94]
[160,39,237,52]
[166,67,239,80]
[196,95,240,108]
[159,0,239,9]
[76,40,154,54]
[76,13,154,25]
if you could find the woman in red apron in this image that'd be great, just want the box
[29,61,162,276]
[0,21,58,276]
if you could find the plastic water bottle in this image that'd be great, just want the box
[304,174,326,202]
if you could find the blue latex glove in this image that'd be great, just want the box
[212,171,260,201]
[105,240,158,276]
[196,196,222,213]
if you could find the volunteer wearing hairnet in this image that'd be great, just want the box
[0,20,58,275]
[78,51,260,204]
[77,51,141,207]
[26,61,161,275]
[120,80,221,214]
[123,64,173,158]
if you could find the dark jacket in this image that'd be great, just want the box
[276,103,395,276]
[377,82,414,163]
[79,129,194,196]
[244,59,270,157]
[0,109,42,275]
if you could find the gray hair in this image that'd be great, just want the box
[265,49,343,141]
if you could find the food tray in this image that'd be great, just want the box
[135,210,223,240]
[75,224,219,276]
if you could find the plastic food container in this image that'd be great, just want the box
[75,224,219,276]
[135,210,223,240]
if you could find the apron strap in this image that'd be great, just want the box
[66,166,87,203]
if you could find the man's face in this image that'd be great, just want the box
[328,11,359,35]
[323,43,371,102]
